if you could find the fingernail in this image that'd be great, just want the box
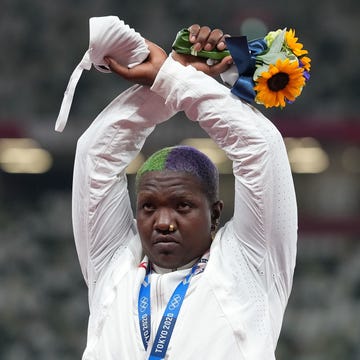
[218,41,225,50]
[104,57,110,64]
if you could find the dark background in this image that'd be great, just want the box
[1,0,359,359]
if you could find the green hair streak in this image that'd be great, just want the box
[135,147,173,190]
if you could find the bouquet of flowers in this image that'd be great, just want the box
[172,28,311,109]
[252,28,311,108]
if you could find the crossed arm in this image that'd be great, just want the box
[105,24,297,290]
[73,26,297,299]
[104,25,233,86]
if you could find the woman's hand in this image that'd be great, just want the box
[188,24,228,52]
[172,24,233,77]
[104,40,167,86]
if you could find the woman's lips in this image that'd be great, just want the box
[153,235,178,244]
[153,236,180,251]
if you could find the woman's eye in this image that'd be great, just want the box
[177,202,191,211]
[142,203,155,211]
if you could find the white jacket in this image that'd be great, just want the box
[72,56,298,359]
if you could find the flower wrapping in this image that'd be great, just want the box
[172,28,311,108]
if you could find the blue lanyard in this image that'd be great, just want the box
[138,263,197,360]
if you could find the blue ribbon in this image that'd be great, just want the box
[225,36,267,103]
[138,263,198,359]
[138,272,151,349]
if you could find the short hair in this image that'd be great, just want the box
[135,145,219,203]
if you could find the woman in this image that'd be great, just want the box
[72,25,297,359]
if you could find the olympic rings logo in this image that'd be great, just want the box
[169,294,182,310]
[139,296,149,313]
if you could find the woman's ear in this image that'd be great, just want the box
[211,200,224,229]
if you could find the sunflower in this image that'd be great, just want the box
[254,58,306,108]
[299,55,311,72]
[285,29,308,57]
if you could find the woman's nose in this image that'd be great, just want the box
[154,208,174,232]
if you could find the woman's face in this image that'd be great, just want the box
[136,171,221,269]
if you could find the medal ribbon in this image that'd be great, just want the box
[138,262,202,359]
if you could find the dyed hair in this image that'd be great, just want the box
[135,145,219,203]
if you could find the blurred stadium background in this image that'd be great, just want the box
[1,0,359,359]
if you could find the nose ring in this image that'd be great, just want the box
[169,224,176,232]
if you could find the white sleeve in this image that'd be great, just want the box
[72,84,176,287]
[151,56,297,282]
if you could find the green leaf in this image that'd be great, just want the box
[257,51,288,65]
[268,29,286,53]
